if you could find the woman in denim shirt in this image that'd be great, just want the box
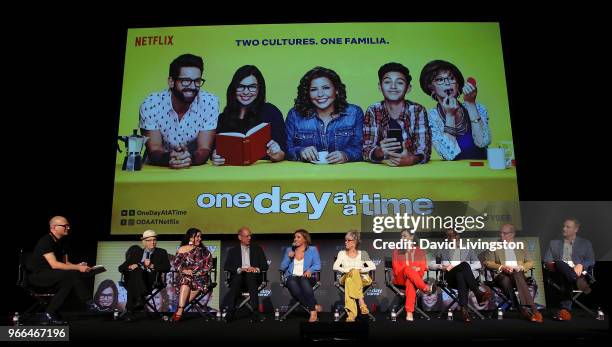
[286,67,364,163]
[279,229,322,322]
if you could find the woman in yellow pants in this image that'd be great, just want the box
[333,230,376,321]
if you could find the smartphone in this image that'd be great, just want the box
[386,128,403,153]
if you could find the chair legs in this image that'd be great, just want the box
[185,291,216,320]
[279,301,306,321]
[337,303,377,321]
[437,286,484,320]
[572,291,596,315]
[336,285,377,321]
[388,293,431,321]
[237,293,255,313]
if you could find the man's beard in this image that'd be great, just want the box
[171,87,197,104]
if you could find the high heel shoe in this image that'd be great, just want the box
[346,311,357,322]
[308,312,319,323]
[359,303,370,315]
[171,307,184,322]
[406,312,414,321]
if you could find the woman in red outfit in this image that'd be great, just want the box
[392,229,434,321]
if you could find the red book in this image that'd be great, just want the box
[216,123,271,166]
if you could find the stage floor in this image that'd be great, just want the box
[30,310,611,342]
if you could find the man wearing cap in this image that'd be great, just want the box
[118,230,171,320]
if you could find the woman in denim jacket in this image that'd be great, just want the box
[286,67,364,164]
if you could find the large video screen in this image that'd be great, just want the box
[112,23,518,234]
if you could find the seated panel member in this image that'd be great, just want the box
[483,224,543,322]
[429,228,492,322]
[391,230,434,321]
[286,67,364,164]
[419,60,491,160]
[332,230,376,322]
[171,228,213,322]
[212,65,287,165]
[222,226,269,323]
[140,54,219,169]
[543,218,594,321]
[362,62,431,166]
[279,229,322,322]
[118,229,170,321]
[28,216,98,325]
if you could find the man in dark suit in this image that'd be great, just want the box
[223,227,269,323]
[118,230,170,321]
[544,218,595,321]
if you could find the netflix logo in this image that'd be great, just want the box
[135,35,174,47]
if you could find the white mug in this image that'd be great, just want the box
[317,151,329,163]
[487,148,506,170]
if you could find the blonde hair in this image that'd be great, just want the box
[346,230,360,248]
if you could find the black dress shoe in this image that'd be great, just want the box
[40,312,66,325]
[123,311,136,322]
[223,311,234,323]
[249,312,266,323]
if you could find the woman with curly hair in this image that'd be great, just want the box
[285,67,363,164]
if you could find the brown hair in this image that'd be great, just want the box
[565,218,581,228]
[294,229,312,246]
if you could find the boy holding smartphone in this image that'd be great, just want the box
[362,62,432,166]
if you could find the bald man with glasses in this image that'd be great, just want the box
[28,216,99,325]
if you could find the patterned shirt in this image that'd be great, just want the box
[428,102,491,160]
[362,100,431,163]
[139,89,219,152]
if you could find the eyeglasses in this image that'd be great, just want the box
[433,76,457,85]
[55,224,71,229]
[175,77,205,87]
[236,84,258,92]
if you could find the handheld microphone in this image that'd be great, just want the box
[144,251,151,271]
[291,242,297,252]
